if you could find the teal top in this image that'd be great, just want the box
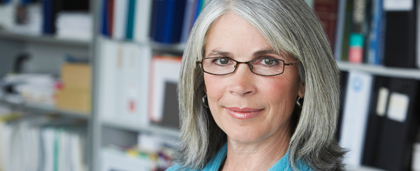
[166,144,313,171]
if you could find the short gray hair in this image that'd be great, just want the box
[177,0,345,170]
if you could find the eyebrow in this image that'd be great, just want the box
[207,50,231,57]
[254,49,280,56]
[206,49,280,57]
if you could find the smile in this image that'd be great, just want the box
[224,107,264,119]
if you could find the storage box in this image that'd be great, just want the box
[61,63,92,89]
[56,88,91,113]
[56,63,92,113]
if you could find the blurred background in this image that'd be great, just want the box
[0,0,418,170]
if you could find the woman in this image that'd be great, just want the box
[168,0,345,170]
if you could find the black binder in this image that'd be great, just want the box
[374,78,420,171]
[336,71,349,141]
[362,76,389,166]
[383,0,418,68]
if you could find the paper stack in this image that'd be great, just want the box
[56,12,92,40]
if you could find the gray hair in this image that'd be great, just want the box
[177,0,346,170]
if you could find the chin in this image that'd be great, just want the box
[225,126,269,144]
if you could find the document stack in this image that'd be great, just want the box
[56,12,92,40]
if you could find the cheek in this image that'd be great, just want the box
[203,75,225,108]
[260,77,300,110]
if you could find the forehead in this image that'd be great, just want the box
[205,12,273,52]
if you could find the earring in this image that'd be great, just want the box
[202,95,209,108]
[296,96,303,108]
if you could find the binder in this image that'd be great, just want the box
[42,0,61,34]
[148,56,181,128]
[98,39,152,127]
[374,78,420,171]
[152,0,186,44]
[339,71,373,166]
[180,0,196,43]
[314,0,338,50]
[100,0,109,36]
[171,0,187,43]
[133,0,152,43]
[334,0,347,61]
[383,0,418,68]
[417,0,420,68]
[367,0,385,65]
[361,76,389,166]
[340,0,353,61]
[160,81,180,128]
[125,0,136,40]
[108,0,115,37]
[120,42,152,127]
[150,0,165,42]
[348,0,369,63]
[112,0,128,40]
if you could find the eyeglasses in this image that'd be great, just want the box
[196,57,299,76]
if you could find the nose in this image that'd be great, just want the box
[228,63,256,96]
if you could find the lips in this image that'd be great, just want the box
[225,107,264,119]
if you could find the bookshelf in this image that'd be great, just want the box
[0,0,418,171]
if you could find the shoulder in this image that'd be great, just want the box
[294,160,314,171]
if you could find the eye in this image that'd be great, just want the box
[259,57,280,66]
[213,57,232,65]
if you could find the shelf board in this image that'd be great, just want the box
[0,30,91,47]
[0,99,91,120]
[99,36,185,54]
[345,165,385,171]
[147,42,185,54]
[337,62,420,80]
[102,120,180,138]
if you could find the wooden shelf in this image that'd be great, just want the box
[102,120,180,138]
[337,62,420,80]
[0,30,91,48]
[0,98,91,120]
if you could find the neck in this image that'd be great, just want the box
[221,128,291,171]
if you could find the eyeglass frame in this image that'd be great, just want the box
[196,57,300,76]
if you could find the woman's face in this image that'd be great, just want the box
[203,12,305,144]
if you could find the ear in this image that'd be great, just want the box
[298,82,305,98]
